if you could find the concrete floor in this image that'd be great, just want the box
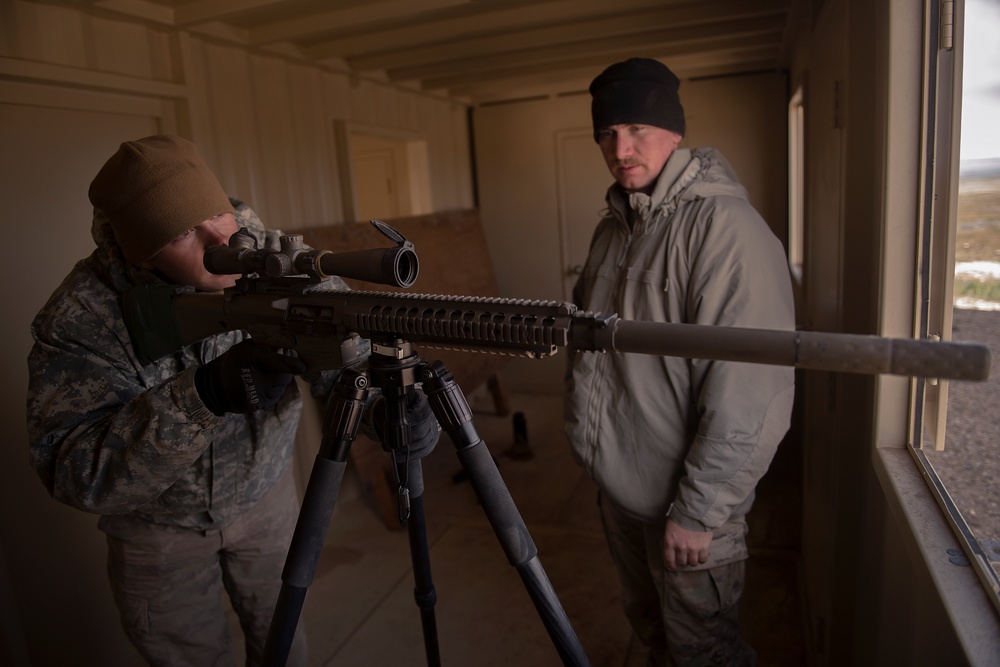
[244,390,807,667]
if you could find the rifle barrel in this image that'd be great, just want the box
[607,319,991,381]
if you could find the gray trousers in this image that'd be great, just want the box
[599,493,756,667]
[102,470,307,667]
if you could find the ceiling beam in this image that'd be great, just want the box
[26,0,794,106]
[174,0,290,26]
[388,20,784,85]
[299,0,690,58]
[426,40,782,93]
[246,0,494,46]
[454,49,781,104]
[346,4,786,72]
[87,0,175,25]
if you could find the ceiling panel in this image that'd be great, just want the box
[41,0,795,104]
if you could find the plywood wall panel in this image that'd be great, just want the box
[250,54,303,225]
[9,1,88,67]
[201,42,266,212]
[90,17,167,80]
[426,97,473,212]
[320,68,353,120]
[175,33,211,148]
[395,90,422,132]
[286,64,340,227]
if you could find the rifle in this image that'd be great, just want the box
[124,222,990,382]
[121,222,991,667]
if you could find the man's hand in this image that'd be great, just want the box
[370,390,441,463]
[195,340,307,415]
[663,519,713,571]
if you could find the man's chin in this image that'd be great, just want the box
[617,177,654,194]
[614,167,651,191]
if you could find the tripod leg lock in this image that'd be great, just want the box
[319,367,370,461]
[419,361,473,436]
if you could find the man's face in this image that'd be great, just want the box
[141,213,239,291]
[596,124,683,194]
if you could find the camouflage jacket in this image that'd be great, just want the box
[26,200,342,532]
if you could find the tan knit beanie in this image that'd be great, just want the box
[88,135,234,264]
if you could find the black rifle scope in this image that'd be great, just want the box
[204,219,419,289]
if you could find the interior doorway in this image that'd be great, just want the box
[334,121,432,223]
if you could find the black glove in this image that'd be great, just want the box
[195,340,307,415]
[371,390,441,463]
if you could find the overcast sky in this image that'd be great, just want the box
[961,0,1000,162]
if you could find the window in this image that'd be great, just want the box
[915,0,1000,611]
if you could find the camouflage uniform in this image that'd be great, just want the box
[26,200,343,666]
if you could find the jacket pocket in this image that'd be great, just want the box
[621,266,670,321]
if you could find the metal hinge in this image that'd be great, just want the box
[940,0,954,51]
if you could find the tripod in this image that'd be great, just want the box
[261,336,591,667]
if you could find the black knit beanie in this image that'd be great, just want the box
[590,58,686,141]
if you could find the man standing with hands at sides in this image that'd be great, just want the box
[565,58,795,666]
[26,135,439,666]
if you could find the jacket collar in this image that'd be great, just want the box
[608,148,698,232]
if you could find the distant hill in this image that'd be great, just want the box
[961,157,1000,178]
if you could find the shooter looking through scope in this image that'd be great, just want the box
[25,134,439,667]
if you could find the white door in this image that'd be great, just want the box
[350,133,415,222]
[555,129,612,301]
[354,147,398,221]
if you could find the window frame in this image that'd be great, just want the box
[912,0,1000,612]
[872,0,1000,658]
[787,84,805,283]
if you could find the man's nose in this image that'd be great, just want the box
[614,136,634,160]
[202,222,231,246]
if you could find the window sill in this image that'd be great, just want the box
[874,447,1000,664]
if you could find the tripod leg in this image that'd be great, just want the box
[368,343,444,666]
[262,369,370,667]
[398,459,441,667]
[419,362,591,667]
